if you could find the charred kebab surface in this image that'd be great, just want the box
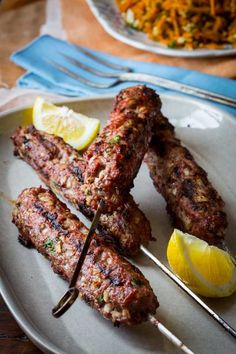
[12,187,158,326]
[12,125,151,256]
[83,85,162,212]
[145,113,228,245]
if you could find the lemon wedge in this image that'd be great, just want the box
[33,97,100,150]
[167,229,236,297]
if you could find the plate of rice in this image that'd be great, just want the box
[86,0,236,58]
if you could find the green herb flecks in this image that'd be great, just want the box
[109,135,121,144]
[131,278,143,287]
[97,294,104,305]
[44,238,55,252]
[167,40,177,48]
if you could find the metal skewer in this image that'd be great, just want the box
[52,200,105,318]
[141,245,236,339]
[148,315,194,354]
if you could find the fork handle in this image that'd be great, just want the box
[120,72,236,108]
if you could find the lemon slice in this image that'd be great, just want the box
[167,229,236,297]
[33,97,100,150]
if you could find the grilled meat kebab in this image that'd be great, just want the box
[83,85,162,212]
[145,113,228,245]
[12,187,158,325]
[12,125,151,256]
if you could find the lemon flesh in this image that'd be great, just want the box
[167,229,236,297]
[33,97,100,150]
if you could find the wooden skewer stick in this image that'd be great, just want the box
[52,200,105,318]
[0,191,15,206]
[148,314,194,354]
[141,245,236,339]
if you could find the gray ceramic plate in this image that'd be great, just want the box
[86,0,236,58]
[0,94,236,354]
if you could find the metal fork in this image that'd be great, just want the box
[48,50,236,108]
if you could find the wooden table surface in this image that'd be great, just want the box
[0,296,42,354]
[0,1,235,353]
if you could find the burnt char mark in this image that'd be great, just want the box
[18,234,32,248]
[96,225,122,253]
[41,139,59,155]
[23,137,30,145]
[71,165,84,183]
[125,152,132,160]
[97,264,123,286]
[152,139,166,158]
[124,127,133,140]
[25,125,58,158]
[183,148,193,161]
[82,294,92,306]
[125,110,138,120]
[33,202,44,213]
[97,264,111,276]
[110,276,123,286]
[173,166,181,177]
[40,169,49,179]
[219,210,228,223]
[113,321,120,328]
[44,211,57,221]
[78,203,94,219]
[43,211,59,226]
[208,188,218,202]
[42,211,69,235]
[94,145,100,154]
[13,148,19,157]
[191,202,207,212]
[72,238,83,252]
[33,202,69,235]
[181,180,194,198]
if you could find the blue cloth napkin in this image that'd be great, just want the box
[11,34,236,116]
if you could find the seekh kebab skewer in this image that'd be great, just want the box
[141,113,236,338]
[12,85,162,254]
[12,125,151,256]
[12,187,157,325]
[12,187,194,354]
[12,85,161,255]
[145,113,228,246]
[82,85,161,213]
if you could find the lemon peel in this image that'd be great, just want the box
[167,229,236,297]
[33,97,100,150]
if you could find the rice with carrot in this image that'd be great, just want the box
[116,0,236,49]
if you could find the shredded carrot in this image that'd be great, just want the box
[210,0,215,16]
[116,0,236,49]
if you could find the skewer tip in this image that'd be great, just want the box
[148,314,195,354]
[0,191,16,206]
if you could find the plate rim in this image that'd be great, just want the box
[0,93,236,354]
[86,0,236,58]
[0,92,235,125]
[0,273,65,354]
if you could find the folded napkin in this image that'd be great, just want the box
[11,35,236,116]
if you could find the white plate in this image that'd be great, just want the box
[0,94,236,354]
[86,0,236,58]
